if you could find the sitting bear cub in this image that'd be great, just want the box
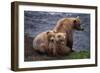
[33,30,56,55]
[55,32,71,56]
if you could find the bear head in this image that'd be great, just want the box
[72,16,84,31]
[46,30,56,43]
[55,32,66,45]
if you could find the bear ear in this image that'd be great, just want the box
[47,31,50,35]
[76,16,79,18]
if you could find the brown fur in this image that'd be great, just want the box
[33,30,56,54]
[46,31,56,56]
[53,17,81,32]
[55,32,71,56]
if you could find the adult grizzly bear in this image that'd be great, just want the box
[53,17,84,52]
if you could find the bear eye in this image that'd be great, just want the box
[58,35,61,38]
[73,20,77,23]
[60,39,64,42]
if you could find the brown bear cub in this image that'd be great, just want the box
[54,32,71,56]
[46,31,56,56]
[33,30,56,55]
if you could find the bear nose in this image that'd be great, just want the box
[51,39,54,42]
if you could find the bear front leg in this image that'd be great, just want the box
[66,36,74,52]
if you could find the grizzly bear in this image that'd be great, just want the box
[53,17,84,52]
[33,30,56,55]
[54,32,71,56]
[46,31,56,56]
